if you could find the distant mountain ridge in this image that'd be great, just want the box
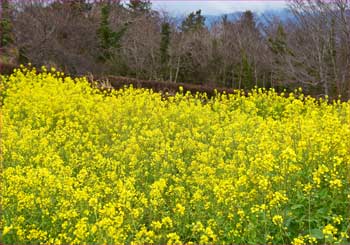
[173,8,292,27]
[203,8,292,26]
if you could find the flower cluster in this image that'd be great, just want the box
[1,67,350,244]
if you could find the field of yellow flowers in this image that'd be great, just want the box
[1,67,350,244]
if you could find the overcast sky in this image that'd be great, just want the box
[151,0,288,16]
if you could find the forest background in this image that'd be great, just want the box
[0,0,350,99]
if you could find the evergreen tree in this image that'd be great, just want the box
[325,17,337,95]
[97,2,127,61]
[329,18,336,62]
[160,22,171,80]
[181,10,205,32]
[268,23,294,84]
[241,53,254,89]
[268,24,288,55]
[0,0,13,47]
[127,0,151,13]
[240,10,256,32]
[210,38,224,84]
[69,0,93,14]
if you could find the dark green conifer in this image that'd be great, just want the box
[160,22,171,80]
[181,10,205,32]
[0,0,13,47]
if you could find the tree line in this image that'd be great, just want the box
[1,0,350,99]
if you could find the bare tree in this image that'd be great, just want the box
[13,0,101,74]
[273,0,350,97]
[120,13,161,79]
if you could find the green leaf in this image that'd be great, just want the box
[291,204,304,210]
[310,228,324,239]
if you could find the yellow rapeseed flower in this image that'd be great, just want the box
[1,67,350,244]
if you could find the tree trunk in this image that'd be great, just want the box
[174,55,180,83]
